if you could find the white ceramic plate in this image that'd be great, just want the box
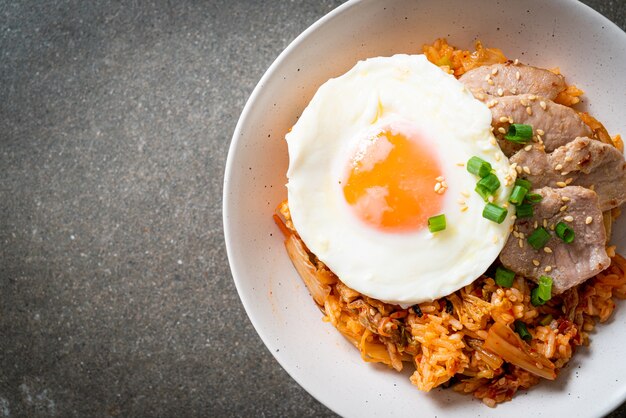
[224,0,626,416]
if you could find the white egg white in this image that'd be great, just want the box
[286,54,514,307]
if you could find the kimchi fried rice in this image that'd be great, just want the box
[273,39,626,407]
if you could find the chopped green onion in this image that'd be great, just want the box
[482,203,508,224]
[515,178,532,190]
[515,203,534,218]
[475,184,491,201]
[509,185,528,205]
[555,222,575,243]
[495,266,515,287]
[525,193,543,204]
[531,276,553,306]
[476,173,501,197]
[514,320,532,341]
[467,156,492,178]
[539,314,554,326]
[505,124,533,143]
[528,227,550,249]
[428,214,446,233]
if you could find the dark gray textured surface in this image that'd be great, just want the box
[0,1,624,417]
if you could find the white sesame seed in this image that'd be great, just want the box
[585,216,593,224]
[528,95,537,101]
[492,67,499,75]
[550,224,555,231]
[461,191,470,198]
[498,127,507,134]
[488,195,495,203]
[487,99,498,108]
[544,266,552,272]
[477,93,486,100]
[564,215,574,222]
[561,196,570,202]
[436,176,445,182]
[508,117,514,124]
[497,88,504,96]
[515,71,521,80]
[536,129,545,136]
[434,182,442,192]
[461,205,469,212]
[484,74,491,82]
[534,220,538,229]
[532,259,540,266]
[513,231,520,238]
[487,79,495,86]
[524,145,533,151]
[499,116,509,123]
[511,215,517,221]
[510,87,517,94]
[518,239,524,248]
[517,231,523,238]
[495,153,501,161]
[540,101,547,110]
[565,177,573,185]
[493,235,499,243]
[544,247,553,253]
[457,198,465,205]
[520,99,529,106]
[523,166,531,174]
[560,205,568,212]
[564,156,573,162]
[456,162,465,166]
[526,106,533,116]
[514,58,519,65]
[490,137,497,146]
[516,166,523,174]
[556,181,567,188]
[554,164,563,171]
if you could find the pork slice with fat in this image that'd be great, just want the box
[490,94,592,156]
[460,63,566,100]
[499,186,610,294]
[510,137,626,211]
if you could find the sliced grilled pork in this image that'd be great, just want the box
[510,137,626,211]
[459,63,566,100]
[490,94,592,156]
[499,186,610,294]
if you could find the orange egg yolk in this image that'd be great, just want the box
[342,127,443,232]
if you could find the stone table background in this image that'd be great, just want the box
[1,0,624,417]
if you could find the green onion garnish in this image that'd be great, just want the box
[475,184,491,201]
[467,156,492,178]
[555,222,575,243]
[515,178,532,190]
[531,276,553,306]
[482,203,508,224]
[479,173,501,192]
[428,214,446,233]
[525,193,543,204]
[515,203,534,218]
[514,320,532,341]
[495,266,515,287]
[509,185,528,205]
[528,227,550,249]
[539,314,554,326]
[505,124,533,143]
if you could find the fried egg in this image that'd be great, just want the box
[286,54,515,307]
